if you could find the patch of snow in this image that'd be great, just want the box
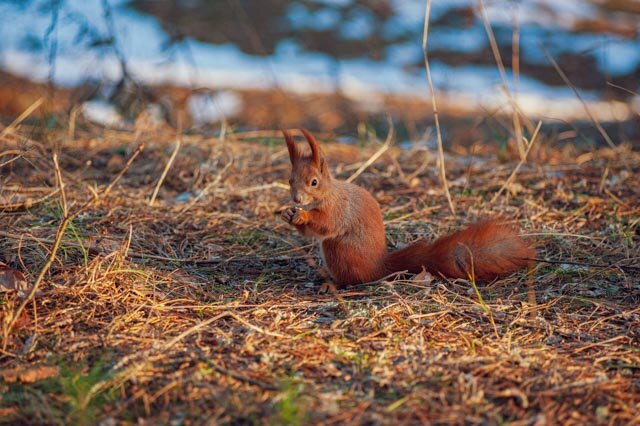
[81,100,124,128]
[187,91,243,125]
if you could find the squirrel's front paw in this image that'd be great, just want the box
[281,207,309,225]
[281,207,297,224]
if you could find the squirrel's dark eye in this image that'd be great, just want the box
[311,178,318,187]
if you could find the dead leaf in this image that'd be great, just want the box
[106,154,125,172]
[0,407,18,417]
[449,176,468,187]
[18,366,59,383]
[0,369,18,383]
[14,310,31,331]
[506,182,527,196]
[0,366,59,384]
[84,236,122,254]
[0,306,31,331]
[409,177,421,188]
[413,268,434,284]
[0,263,31,297]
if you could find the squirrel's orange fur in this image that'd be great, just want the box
[280,129,535,287]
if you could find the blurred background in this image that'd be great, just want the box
[0,0,639,147]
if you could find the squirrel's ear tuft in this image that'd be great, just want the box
[300,128,322,168]
[281,129,298,164]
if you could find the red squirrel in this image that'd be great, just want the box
[280,129,535,287]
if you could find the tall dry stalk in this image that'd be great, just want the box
[541,46,617,149]
[477,0,528,159]
[423,0,455,215]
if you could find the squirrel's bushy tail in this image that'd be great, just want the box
[384,220,535,280]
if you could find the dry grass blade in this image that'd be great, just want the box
[104,143,145,195]
[463,244,498,338]
[477,0,526,159]
[0,149,24,169]
[511,5,520,93]
[0,188,60,211]
[346,119,394,183]
[491,120,542,202]
[541,46,616,149]
[531,258,640,272]
[52,153,68,216]
[0,97,43,140]
[149,136,182,205]
[165,311,291,347]
[423,0,455,215]
[606,81,639,98]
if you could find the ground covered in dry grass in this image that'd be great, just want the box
[0,117,639,425]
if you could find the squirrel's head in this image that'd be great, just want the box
[282,129,332,209]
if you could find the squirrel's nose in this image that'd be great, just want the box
[293,195,302,204]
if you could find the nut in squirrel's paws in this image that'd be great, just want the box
[291,209,308,225]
